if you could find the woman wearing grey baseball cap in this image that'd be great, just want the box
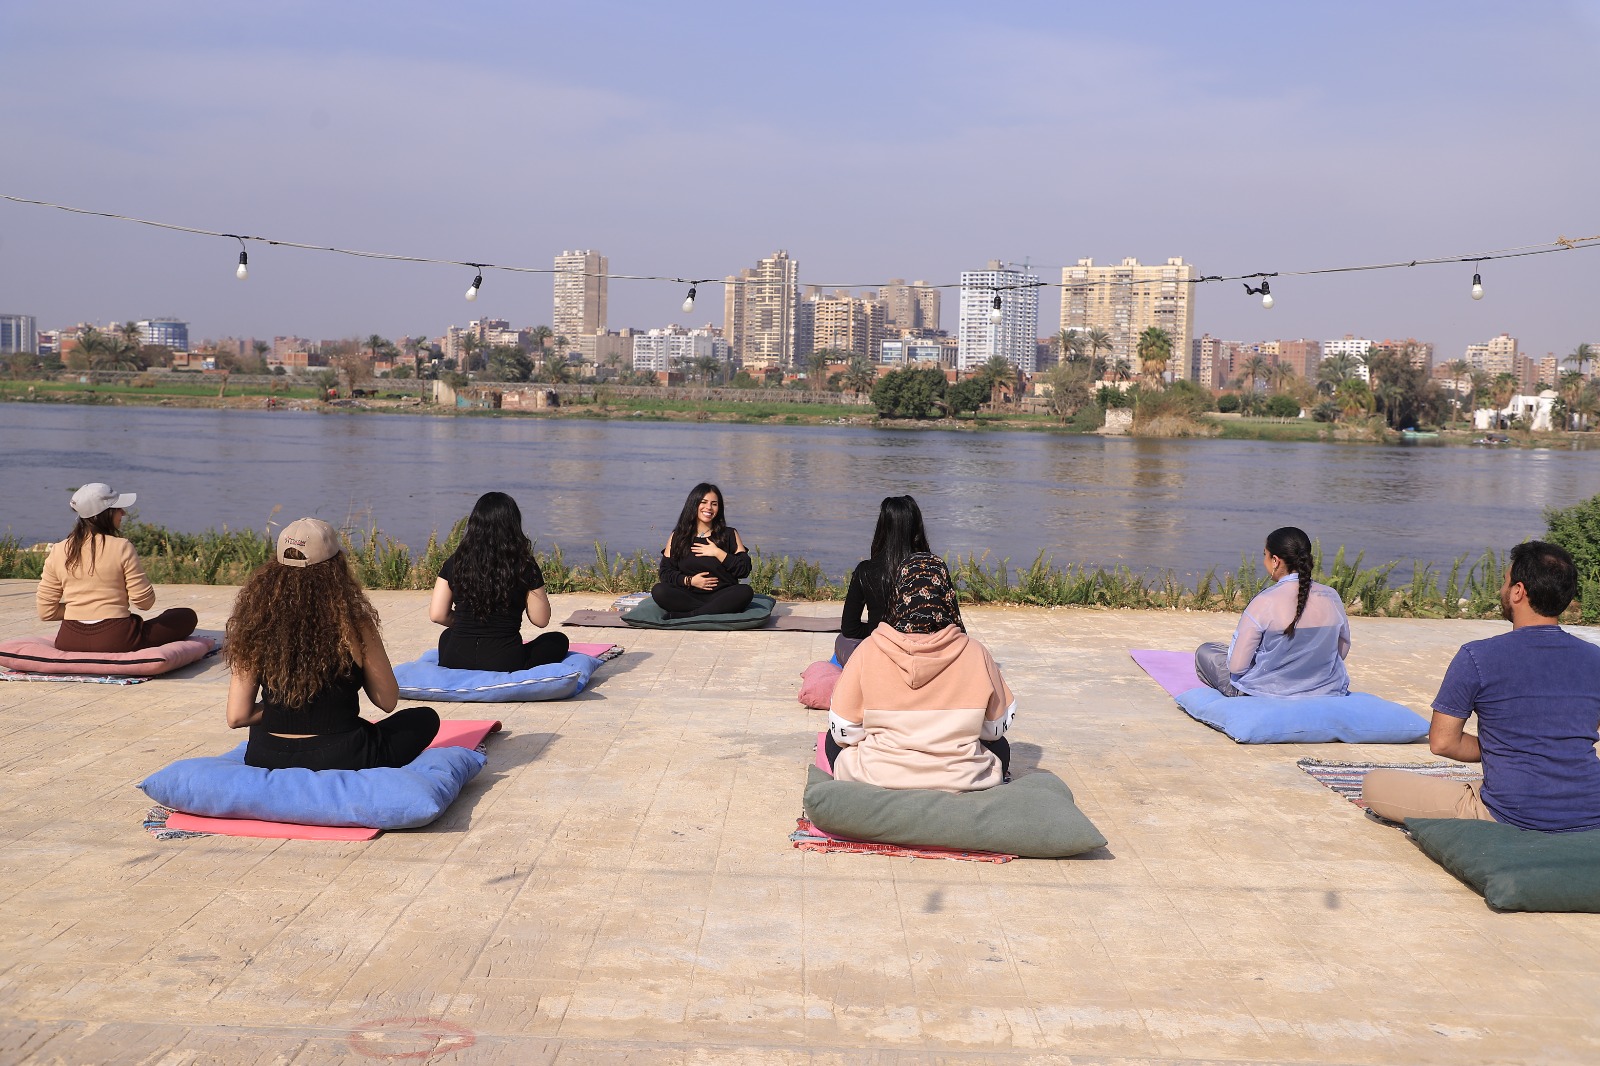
[35,482,198,653]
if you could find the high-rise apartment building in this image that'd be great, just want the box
[876,280,941,332]
[958,261,1040,373]
[0,313,38,355]
[1322,336,1373,382]
[1465,333,1518,376]
[1059,257,1195,380]
[631,327,730,374]
[724,250,798,369]
[552,250,607,351]
[1275,339,1322,382]
[138,318,189,352]
[808,291,887,361]
[1189,334,1232,389]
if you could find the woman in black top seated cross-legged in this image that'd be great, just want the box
[431,492,569,672]
[836,495,931,665]
[650,482,755,618]
[227,517,439,770]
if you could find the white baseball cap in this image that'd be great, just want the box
[70,483,136,519]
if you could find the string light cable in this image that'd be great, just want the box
[3,193,1597,307]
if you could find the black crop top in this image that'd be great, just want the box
[840,558,890,639]
[256,665,365,735]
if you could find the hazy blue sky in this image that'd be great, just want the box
[3,1,1598,362]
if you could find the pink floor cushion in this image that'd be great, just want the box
[0,634,218,677]
[798,659,843,710]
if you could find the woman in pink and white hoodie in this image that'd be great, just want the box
[825,553,1016,792]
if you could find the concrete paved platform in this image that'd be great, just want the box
[2,579,1597,1064]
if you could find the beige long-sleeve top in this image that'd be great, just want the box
[36,536,156,622]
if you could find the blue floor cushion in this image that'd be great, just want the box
[393,650,599,702]
[140,743,486,829]
[1175,687,1428,744]
[621,593,776,631]
[802,765,1107,858]
[1407,817,1600,912]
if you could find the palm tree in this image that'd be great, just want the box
[692,354,722,385]
[842,356,877,395]
[1054,329,1085,368]
[366,333,388,369]
[459,334,482,374]
[1318,354,1360,396]
[1106,356,1132,385]
[1467,371,1490,420]
[1268,362,1297,394]
[1558,370,1587,430]
[1566,343,1594,379]
[1489,373,1518,427]
[1085,328,1113,371]
[528,325,553,354]
[1335,379,1374,420]
[1445,359,1471,424]
[1135,326,1172,386]
[1238,354,1272,394]
[805,350,830,391]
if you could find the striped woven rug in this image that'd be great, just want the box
[1297,758,1481,825]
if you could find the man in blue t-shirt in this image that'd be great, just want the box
[1362,540,1600,832]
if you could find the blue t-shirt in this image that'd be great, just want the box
[1432,625,1600,832]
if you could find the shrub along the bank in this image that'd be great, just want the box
[0,521,1545,620]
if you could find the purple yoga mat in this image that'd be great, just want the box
[1129,650,1204,698]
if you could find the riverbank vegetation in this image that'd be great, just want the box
[8,499,1600,621]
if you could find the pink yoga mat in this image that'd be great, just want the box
[1129,649,1204,698]
[163,719,504,840]
[568,642,617,658]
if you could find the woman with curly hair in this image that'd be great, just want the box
[1195,525,1351,698]
[649,482,754,618]
[36,482,197,652]
[430,492,569,671]
[226,518,438,770]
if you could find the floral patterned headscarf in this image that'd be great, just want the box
[887,552,965,634]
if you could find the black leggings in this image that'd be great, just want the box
[650,581,755,618]
[824,733,1012,781]
[245,707,441,770]
[439,630,569,673]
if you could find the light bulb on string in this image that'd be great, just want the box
[988,293,1003,324]
[682,285,697,314]
[464,269,482,302]
[233,237,248,280]
[1243,280,1273,309]
[1471,271,1484,301]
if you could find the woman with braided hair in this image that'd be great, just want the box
[1195,526,1351,698]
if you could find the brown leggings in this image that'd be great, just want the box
[55,609,199,653]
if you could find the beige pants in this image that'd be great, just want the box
[1360,768,1496,823]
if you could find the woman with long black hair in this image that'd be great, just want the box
[649,483,754,618]
[430,492,569,672]
[836,495,931,665]
[1195,525,1351,698]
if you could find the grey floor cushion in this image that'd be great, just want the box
[621,593,776,630]
[803,765,1107,858]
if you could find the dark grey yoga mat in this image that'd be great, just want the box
[562,608,839,632]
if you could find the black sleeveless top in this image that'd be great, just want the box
[256,665,366,735]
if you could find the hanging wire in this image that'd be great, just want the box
[3,192,1598,295]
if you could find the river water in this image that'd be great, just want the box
[4,404,1597,579]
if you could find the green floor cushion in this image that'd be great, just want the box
[803,765,1106,858]
[1407,817,1600,912]
[621,593,776,630]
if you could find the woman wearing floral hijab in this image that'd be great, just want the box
[825,553,1017,791]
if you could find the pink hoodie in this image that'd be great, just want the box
[830,622,1015,792]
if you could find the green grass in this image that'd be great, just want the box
[0,523,1539,620]
[1,379,319,400]
[1212,417,1338,442]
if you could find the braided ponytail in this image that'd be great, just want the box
[1266,526,1315,638]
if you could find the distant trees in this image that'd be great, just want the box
[840,356,877,395]
[1042,360,1096,423]
[871,367,946,419]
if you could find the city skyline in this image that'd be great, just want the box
[2,3,1598,363]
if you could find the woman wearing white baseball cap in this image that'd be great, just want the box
[35,483,198,653]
